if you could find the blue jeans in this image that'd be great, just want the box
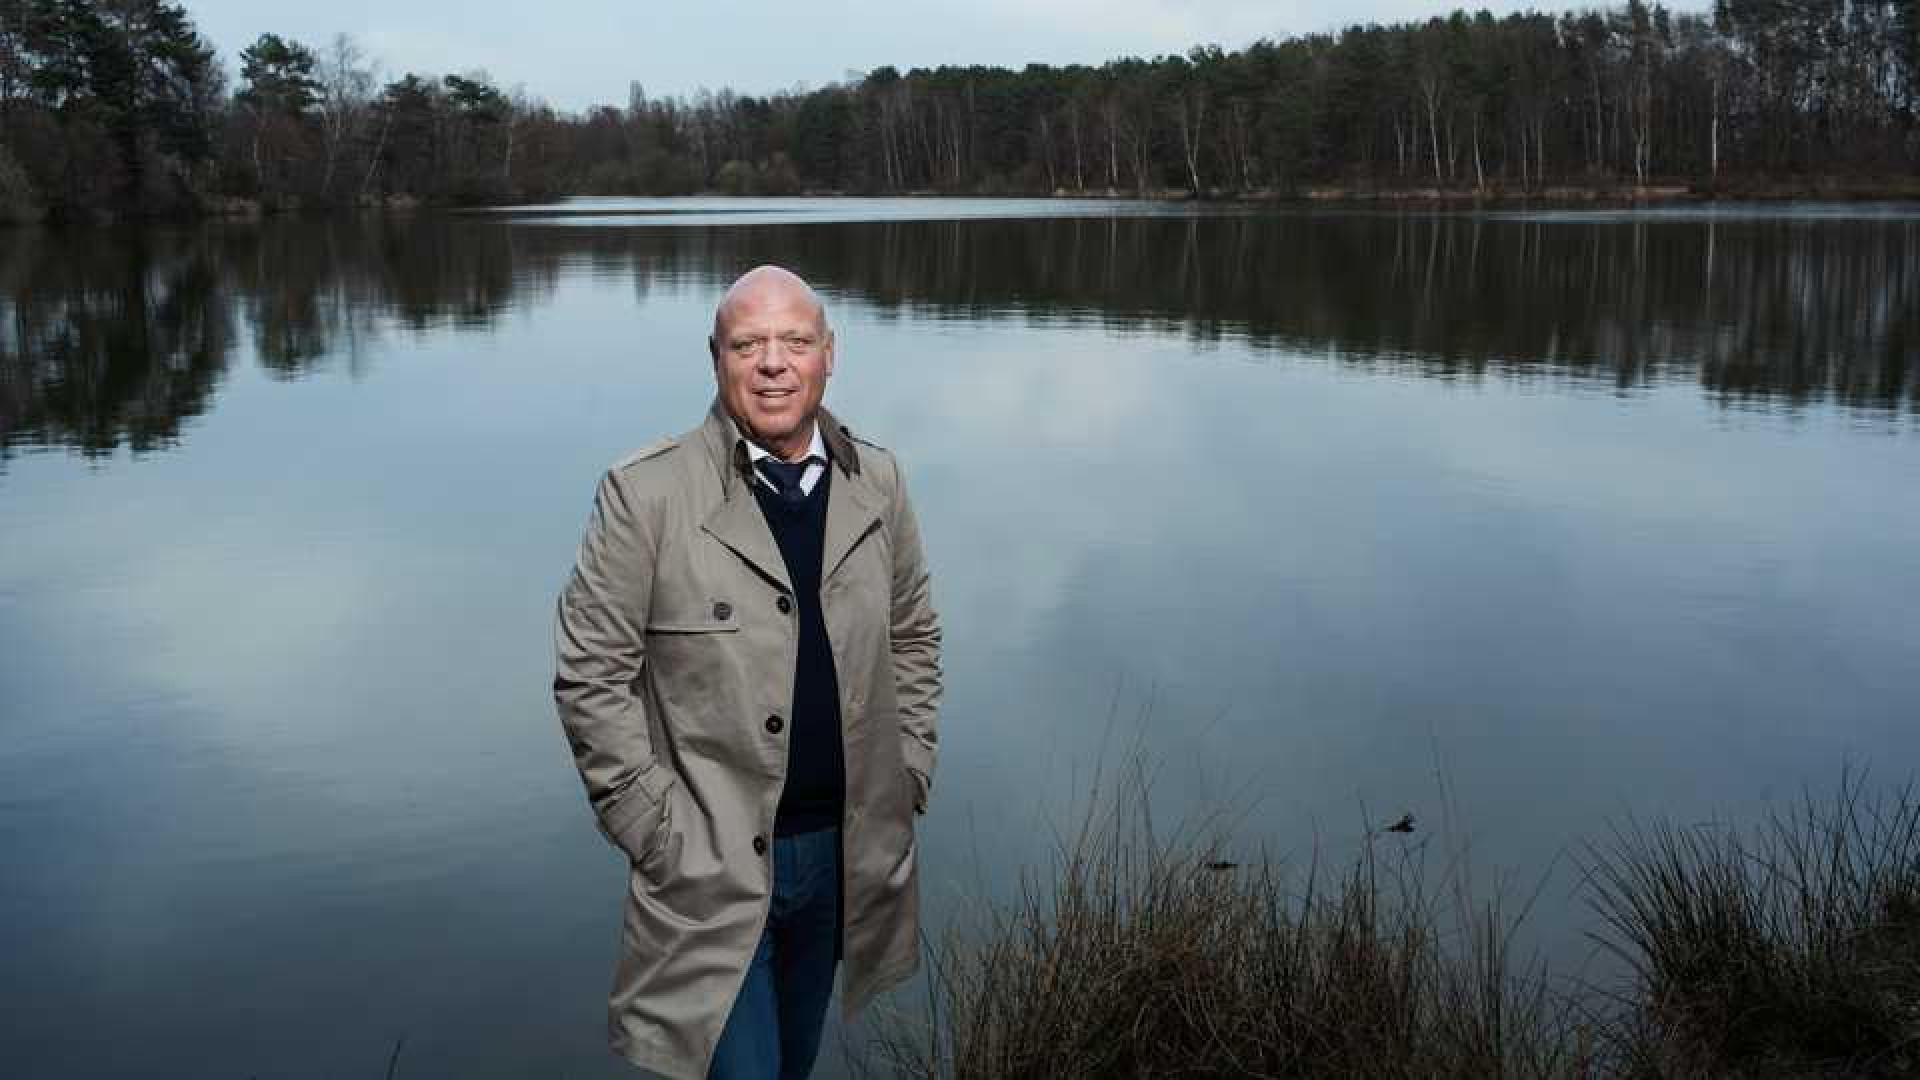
[708,826,842,1080]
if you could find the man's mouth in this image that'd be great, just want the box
[754,388,795,399]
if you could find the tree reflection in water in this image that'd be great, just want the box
[3,208,1912,463]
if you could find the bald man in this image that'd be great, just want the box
[554,266,942,1080]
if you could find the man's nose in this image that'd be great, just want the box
[755,347,788,375]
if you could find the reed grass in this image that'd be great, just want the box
[861,756,1587,1079]
[1582,771,1920,1078]
[855,763,1918,1079]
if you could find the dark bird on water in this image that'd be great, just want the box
[1206,860,1239,871]
[1382,812,1415,834]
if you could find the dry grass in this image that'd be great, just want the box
[853,762,1920,1079]
[861,756,1589,1080]
[1582,772,1920,1079]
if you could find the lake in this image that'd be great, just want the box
[2,198,1916,1077]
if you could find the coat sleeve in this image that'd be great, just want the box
[553,466,675,862]
[887,456,942,813]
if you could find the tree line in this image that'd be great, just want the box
[3,0,1917,222]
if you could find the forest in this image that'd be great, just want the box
[2,1,1916,221]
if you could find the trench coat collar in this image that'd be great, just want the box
[697,399,883,592]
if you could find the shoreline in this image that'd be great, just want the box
[10,177,1920,228]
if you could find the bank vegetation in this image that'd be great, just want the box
[860,769,1920,1078]
[4,1,1920,223]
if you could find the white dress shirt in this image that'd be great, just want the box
[744,423,828,496]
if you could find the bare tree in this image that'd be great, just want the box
[316,33,376,203]
[503,84,528,187]
[1414,25,1449,183]
[1169,74,1206,194]
[1066,96,1084,190]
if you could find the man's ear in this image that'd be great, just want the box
[823,331,835,377]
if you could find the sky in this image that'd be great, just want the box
[184,0,1713,113]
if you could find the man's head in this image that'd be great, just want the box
[709,266,834,463]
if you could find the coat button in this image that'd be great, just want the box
[712,600,732,621]
[776,595,793,614]
[752,835,767,856]
[765,715,784,734]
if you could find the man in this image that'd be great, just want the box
[553,266,941,1080]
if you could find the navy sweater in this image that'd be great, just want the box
[752,470,846,836]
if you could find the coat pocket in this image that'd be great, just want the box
[630,795,672,869]
[644,618,740,634]
[643,614,741,708]
[633,783,685,879]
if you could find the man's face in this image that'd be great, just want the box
[710,276,834,461]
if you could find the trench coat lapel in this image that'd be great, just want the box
[823,463,884,584]
[700,485,793,595]
[694,399,878,592]
[696,401,794,595]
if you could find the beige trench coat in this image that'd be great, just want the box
[553,400,941,1079]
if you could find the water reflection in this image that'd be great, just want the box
[3,206,1913,462]
[0,230,231,457]
[4,203,1915,1079]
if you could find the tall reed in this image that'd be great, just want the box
[863,756,1588,1079]
[856,764,1920,1078]
[1582,772,1920,1078]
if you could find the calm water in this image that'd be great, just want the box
[3,199,1916,1077]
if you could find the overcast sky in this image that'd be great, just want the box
[184,0,1711,113]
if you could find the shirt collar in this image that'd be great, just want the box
[743,423,827,467]
[701,399,861,498]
